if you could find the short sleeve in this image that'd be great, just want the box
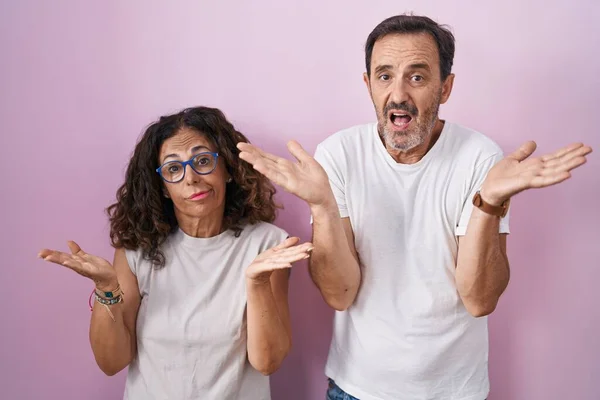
[270,226,290,249]
[313,144,348,219]
[456,152,511,236]
[253,223,289,253]
[124,248,140,277]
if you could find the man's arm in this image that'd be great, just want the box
[309,203,361,311]
[237,140,362,312]
[456,207,510,317]
[455,140,592,317]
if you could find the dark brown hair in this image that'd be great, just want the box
[365,14,456,80]
[106,106,279,267]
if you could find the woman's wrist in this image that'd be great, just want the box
[94,277,119,292]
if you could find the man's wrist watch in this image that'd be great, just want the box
[472,191,510,218]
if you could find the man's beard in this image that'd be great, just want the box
[377,92,441,152]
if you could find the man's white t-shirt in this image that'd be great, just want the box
[313,121,510,400]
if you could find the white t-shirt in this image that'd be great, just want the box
[313,121,510,400]
[123,222,288,400]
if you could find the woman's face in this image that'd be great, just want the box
[158,128,230,227]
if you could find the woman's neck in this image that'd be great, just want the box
[176,209,225,238]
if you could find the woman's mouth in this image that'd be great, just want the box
[188,190,211,201]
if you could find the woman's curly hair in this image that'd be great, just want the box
[106,106,280,268]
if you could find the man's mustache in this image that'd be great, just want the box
[383,102,418,116]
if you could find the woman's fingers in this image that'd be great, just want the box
[271,237,300,252]
[67,240,85,256]
[38,242,96,277]
[38,249,83,271]
[38,249,71,264]
[264,244,313,265]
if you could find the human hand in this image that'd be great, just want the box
[480,141,592,205]
[237,140,334,207]
[38,241,118,291]
[245,237,313,285]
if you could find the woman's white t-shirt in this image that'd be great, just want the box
[123,221,288,400]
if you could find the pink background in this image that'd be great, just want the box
[1,1,599,399]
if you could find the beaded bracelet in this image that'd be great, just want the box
[95,293,123,305]
[87,287,124,322]
[95,284,123,300]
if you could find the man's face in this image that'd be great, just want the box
[364,32,454,152]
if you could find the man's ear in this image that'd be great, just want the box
[440,73,455,104]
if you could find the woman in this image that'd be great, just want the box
[38,106,312,399]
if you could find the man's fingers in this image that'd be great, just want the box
[237,142,285,164]
[543,145,592,168]
[541,156,588,175]
[531,171,571,188]
[508,141,537,162]
[287,140,313,164]
[238,147,292,183]
[541,143,588,162]
[251,162,291,187]
[238,147,265,166]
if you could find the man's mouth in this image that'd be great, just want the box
[389,111,413,128]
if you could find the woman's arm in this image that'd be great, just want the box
[246,269,292,375]
[39,243,142,376]
[89,248,141,375]
[245,237,311,375]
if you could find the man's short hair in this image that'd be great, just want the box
[365,14,456,81]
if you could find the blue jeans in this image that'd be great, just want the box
[326,379,359,400]
[326,378,488,400]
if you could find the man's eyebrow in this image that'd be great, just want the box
[408,62,431,71]
[374,64,393,75]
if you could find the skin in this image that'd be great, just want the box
[237,32,592,315]
[39,128,312,376]
[160,128,230,237]
[365,32,454,164]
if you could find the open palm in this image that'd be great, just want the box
[482,141,592,204]
[246,237,313,284]
[237,140,332,206]
[38,241,117,290]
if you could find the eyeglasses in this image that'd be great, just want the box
[156,152,219,183]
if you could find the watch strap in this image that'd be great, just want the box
[472,191,509,218]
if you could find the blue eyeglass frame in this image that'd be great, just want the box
[156,152,219,183]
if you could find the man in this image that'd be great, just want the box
[238,14,592,400]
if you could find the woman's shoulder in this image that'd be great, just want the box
[239,221,289,246]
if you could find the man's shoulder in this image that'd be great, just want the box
[445,122,504,158]
[316,122,376,152]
